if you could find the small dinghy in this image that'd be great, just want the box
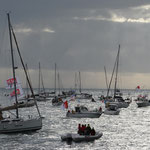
[135,95,150,107]
[61,133,72,141]
[61,132,103,142]
[52,96,63,106]
[103,103,120,115]
[61,124,103,142]
[72,132,103,142]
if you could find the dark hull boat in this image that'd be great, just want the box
[61,132,103,142]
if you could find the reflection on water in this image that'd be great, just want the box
[0,89,150,150]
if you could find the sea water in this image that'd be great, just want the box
[0,89,150,150]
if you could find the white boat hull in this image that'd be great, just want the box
[0,117,42,133]
[107,102,129,108]
[136,101,150,107]
[103,109,120,115]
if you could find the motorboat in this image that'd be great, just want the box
[135,95,150,107]
[103,103,120,115]
[66,105,102,118]
[105,96,130,108]
[35,95,51,102]
[52,96,63,106]
[75,93,92,99]
[61,132,103,142]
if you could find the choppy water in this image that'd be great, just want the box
[1,89,150,150]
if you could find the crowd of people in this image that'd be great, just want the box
[78,124,96,136]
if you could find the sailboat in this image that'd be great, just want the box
[14,64,36,107]
[105,45,131,109]
[52,63,63,106]
[0,13,42,133]
[75,71,92,100]
[35,62,50,101]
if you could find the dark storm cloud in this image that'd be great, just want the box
[0,0,150,74]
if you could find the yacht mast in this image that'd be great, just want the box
[79,71,81,93]
[114,45,120,98]
[7,13,19,118]
[10,14,41,118]
[38,62,41,95]
[54,63,56,96]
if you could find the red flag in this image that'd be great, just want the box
[10,89,20,97]
[63,101,68,109]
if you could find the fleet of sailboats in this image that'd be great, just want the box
[0,13,144,147]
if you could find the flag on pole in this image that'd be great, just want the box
[5,77,25,100]
[10,85,24,100]
[5,77,21,89]
[136,85,140,89]
[63,100,68,109]
[61,100,68,110]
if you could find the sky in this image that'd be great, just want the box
[0,0,150,89]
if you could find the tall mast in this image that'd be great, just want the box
[114,44,120,98]
[106,46,119,98]
[10,14,41,118]
[54,63,56,96]
[38,62,41,94]
[7,13,19,118]
[74,72,77,92]
[57,72,60,95]
[40,66,46,95]
[79,71,81,93]
[104,66,108,90]
[25,64,29,97]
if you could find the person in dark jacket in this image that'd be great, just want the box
[84,124,91,135]
[0,111,3,120]
[78,124,82,135]
[90,128,96,135]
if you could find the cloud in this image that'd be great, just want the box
[132,4,150,10]
[14,28,32,33]
[74,14,127,23]
[74,4,150,23]
[1,0,150,89]
[42,28,55,33]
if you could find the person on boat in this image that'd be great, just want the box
[58,97,62,102]
[80,124,86,135]
[99,106,102,112]
[105,102,110,108]
[78,124,82,135]
[72,110,75,114]
[0,111,3,120]
[85,124,91,135]
[75,106,80,112]
[90,128,96,136]
[91,98,96,102]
